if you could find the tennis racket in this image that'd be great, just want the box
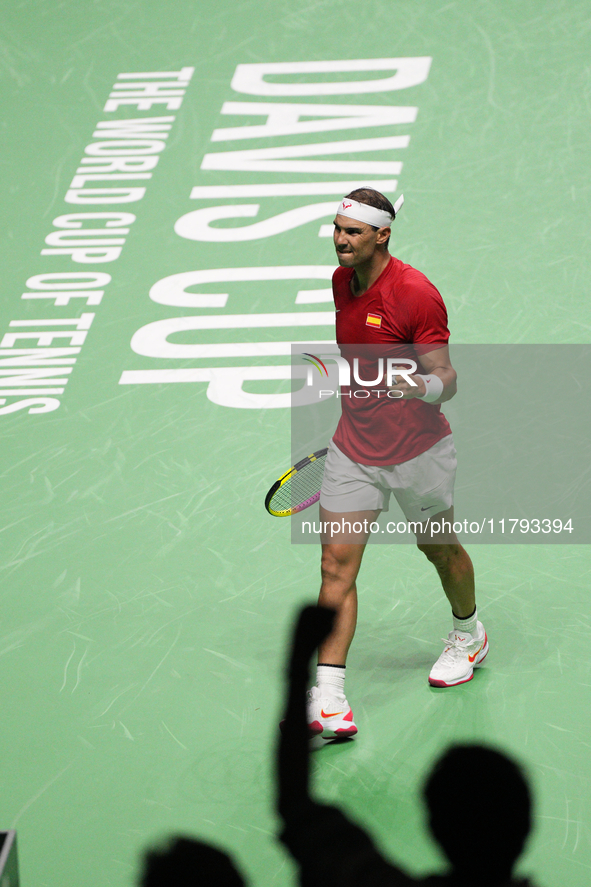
[265,448,328,516]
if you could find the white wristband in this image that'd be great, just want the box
[417,374,444,403]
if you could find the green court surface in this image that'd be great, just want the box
[1,1,591,884]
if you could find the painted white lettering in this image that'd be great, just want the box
[0,398,60,415]
[202,135,408,175]
[85,141,166,155]
[93,117,175,138]
[69,174,151,187]
[149,265,334,308]
[25,272,112,289]
[1,331,88,348]
[64,188,146,204]
[119,366,315,410]
[111,83,187,96]
[24,273,108,304]
[44,230,128,246]
[8,315,94,330]
[174,202,335,242]
[0,368,72,386]
[128,340,334,360]
[212,102,417,141]
[22,291,104,306]
[295,289,333,304]
[0,348,79,366]
[115,69,194,81]
[205,366,296,409]
[130,312,334,359]
[104,93,185,112]
[40,246,122,262]
[231,58,432,96]
[77,157,159,173]
[189,181,397,199]
[0,388,64,396]
[52,213,136,228]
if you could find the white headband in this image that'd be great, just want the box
[337,194,403,228]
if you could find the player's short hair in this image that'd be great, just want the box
[345,188,396,219]
[344,188,395,246]
[423,744,532,881]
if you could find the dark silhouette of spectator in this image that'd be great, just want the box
[278,605,537,886]
[139,836,246,886]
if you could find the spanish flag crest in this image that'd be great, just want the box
[366,313,382,328]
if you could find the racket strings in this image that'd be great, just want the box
[271,456,327,511]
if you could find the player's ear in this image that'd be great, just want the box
[377,226,391,246]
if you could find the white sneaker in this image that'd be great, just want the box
[428,622,489,687]
[306,686,358,738]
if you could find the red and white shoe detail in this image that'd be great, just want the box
[306,686,358,738]
[428,623,489,688]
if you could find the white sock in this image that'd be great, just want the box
[316,664,346,701]
[452,607,478,637]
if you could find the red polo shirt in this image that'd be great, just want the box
[331,256,452,466]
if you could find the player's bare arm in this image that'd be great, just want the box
[389,345,457,403]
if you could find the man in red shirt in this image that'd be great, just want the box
[307,188,488,739]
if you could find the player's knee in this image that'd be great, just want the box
[321,547,358,589]
[417,542,453,571]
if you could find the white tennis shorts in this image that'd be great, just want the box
[319,434,457,523]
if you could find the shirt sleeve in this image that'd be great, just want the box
[384,270,450,355]
[279,801,417,887]
[332,266,354,312]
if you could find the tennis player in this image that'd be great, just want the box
[307,188,488,739]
